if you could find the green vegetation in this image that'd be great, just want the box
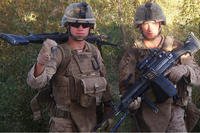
[0,0,199,131]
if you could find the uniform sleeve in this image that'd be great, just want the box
[27,47,62,89]
[119,48,137,95]
[172,38,200,86]
[180,54,200,86]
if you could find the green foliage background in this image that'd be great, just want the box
[0,0,200,131]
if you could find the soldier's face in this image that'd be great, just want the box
[141,21,161,40]
[69,23,90,40]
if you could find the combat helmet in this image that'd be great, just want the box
[61,2,96,28]
[134,2,166,27]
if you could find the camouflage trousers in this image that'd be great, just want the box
[49,117,77,132]
[166,105,187,132]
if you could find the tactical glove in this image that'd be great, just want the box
[129,97,141,111]
[165,64,190,83]
[37,39,57,65]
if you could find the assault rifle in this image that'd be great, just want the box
[94,32,200,132]
[0,32,117,47]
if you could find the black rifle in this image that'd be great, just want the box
[94,32,200,132]
[0,32,117,47]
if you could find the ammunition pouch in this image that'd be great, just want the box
[79,76,107,108]
[52,75,107,109]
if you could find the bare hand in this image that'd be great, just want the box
[129,97,141,110]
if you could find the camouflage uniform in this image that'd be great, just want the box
[119,2,200,132]
[27,2,112,132]
[119,36,200,132]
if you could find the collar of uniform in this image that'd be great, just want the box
[70,41,90,53]
[134,35,165,49]
[83,41,90,52]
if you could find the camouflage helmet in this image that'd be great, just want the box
[61,2,96,27]
[134,2,166,27]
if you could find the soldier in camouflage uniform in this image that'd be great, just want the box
[27,2,113,132]
[119,1,200,132]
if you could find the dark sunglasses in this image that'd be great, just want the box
[69,22,93,28]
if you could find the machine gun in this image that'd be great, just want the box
[94,32,200,132]
[0,32,117,47]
